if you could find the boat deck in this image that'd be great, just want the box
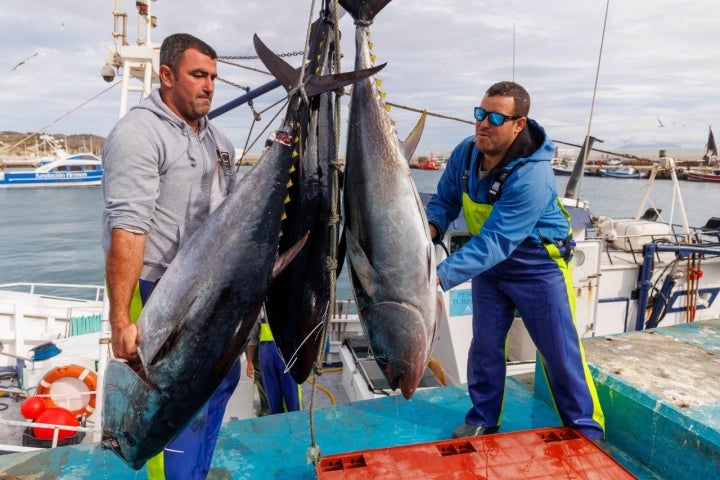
[2,320,719,479]
[580,318,720,480]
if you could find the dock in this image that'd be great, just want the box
[2,320,719,479]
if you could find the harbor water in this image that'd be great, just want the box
[0,167,717,300]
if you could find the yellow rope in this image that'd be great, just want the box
[305,0,343,466]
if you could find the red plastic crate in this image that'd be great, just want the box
[316,427,636,479]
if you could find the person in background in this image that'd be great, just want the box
[425,81,605,440]
[245,308,301,415]
[245,335,271,417]
[102,33,237,480]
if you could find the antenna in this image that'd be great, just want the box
[512,22,516,82]
[572,0,610,201]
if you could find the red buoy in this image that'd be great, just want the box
[20,396,47,420]
[32,407,79,440]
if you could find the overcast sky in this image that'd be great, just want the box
[1,0,717,157]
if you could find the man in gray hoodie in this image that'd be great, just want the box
[102,33,236,480]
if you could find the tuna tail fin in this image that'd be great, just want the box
[338,0,392,23]
[102,360,166,470]
[253,34,385,98]
[399,110,427,161]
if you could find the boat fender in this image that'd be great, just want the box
[36,364,97,418]
[598,216,617,242]
[31,342,62,361]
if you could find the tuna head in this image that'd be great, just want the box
[360,301,435,399]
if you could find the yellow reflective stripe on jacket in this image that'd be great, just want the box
[461,191,493,236]
[259,322,274,342]
[557,198,573,237]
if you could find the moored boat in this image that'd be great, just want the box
[0,154,102,188]
[686,170,720,182]
[413,153,443,170]
[599,165,644,178]
[416,158,440,170]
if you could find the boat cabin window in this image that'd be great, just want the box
[448,233,471,254]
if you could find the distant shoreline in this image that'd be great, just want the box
[1,131,710,165]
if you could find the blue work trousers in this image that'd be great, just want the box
[465,241,604,439]
[258,341,300,414]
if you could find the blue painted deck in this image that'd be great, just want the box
[3,320,719,479]
[581,318,720,480]
[0,380,566,479]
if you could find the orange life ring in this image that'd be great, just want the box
[36,364,97,418]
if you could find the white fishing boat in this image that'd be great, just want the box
[2,2,720,478]
[0,154,103,188]
[0,133,102,189]
[4,155,718,470]
[0,283,105,451]
[341,157,720,402]
[0,281,359,453]
[599,165,645,179]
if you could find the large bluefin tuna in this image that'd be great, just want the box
[340,0,443,399]
[101,50,378,468]
[254,6,354,383]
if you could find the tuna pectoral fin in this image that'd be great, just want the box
[102,360,166,470]
[345,227,377,297]
[305,64,385,97]
[253,33,385,97]
[271,232,309,280]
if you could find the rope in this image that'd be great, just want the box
[302,0,321,465]
[306,0,344,467]
[0,81,121,155]
[235,98,287,168]
[686,253,701,322]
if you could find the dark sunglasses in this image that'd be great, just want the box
[474,107,520,126]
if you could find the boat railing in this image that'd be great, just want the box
[326,299,362,364]
[598,213,720,265]
[0,417,99,453]
[686,219,720,245]
[0,283,106,367]
[0,282,105,303]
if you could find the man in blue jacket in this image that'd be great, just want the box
[425,81,605,440]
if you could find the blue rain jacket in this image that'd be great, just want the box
[426,119,570,290]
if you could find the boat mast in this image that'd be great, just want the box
[104,0,159,119]
[564,0,610,202]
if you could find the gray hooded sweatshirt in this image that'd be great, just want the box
[101,89,236,282]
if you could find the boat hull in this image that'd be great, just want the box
[0,173,102,188]
[686,171,720,182]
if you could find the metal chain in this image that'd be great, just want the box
[218,51,305,61]
[215,77,250,92]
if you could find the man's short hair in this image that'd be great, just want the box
[160,33,217,74]
[486,81,530,117]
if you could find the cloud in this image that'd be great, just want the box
[0,0,717,158]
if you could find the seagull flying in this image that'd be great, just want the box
[11,52,38,72]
